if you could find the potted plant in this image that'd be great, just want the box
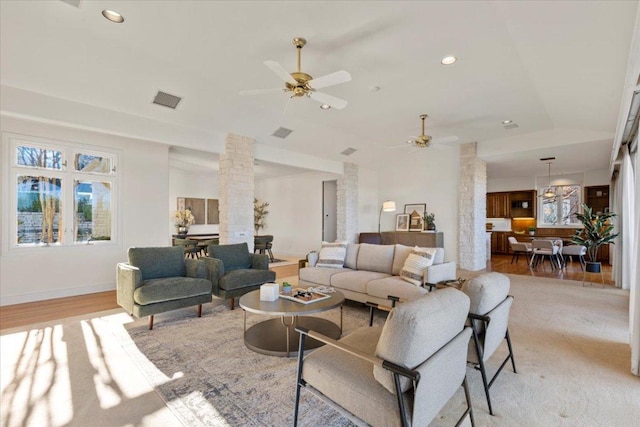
[571,203,619,273]
[282,281,292,294]
[423,212,436,231]
[527,226,536,236]
[254,198,269,235]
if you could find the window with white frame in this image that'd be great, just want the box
[539,185,582,226]
[9,136,117,247]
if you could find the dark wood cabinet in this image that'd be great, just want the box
[584,185,609,215]
[509,190,536,219]
[490,231,510,254]
[487,192,510,218]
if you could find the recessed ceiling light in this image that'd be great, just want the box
[320,104,331,110]
[102,9,124,23]
[502,120,513,124]
[370,86,381,92]
[441,56,457,65]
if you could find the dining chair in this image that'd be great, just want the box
[507,236,532,264]
[530,239,561,270]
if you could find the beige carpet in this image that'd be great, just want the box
[1,274,639,426]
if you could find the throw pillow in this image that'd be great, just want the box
[400,247,436,286]
[316,241,348,268]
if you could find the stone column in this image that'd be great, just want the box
[458,142,487,271]
[337,163,358,243]
[219,133,254,249]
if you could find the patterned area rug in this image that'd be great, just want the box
[118,302,373,426]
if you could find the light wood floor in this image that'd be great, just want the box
[0,255,614,331]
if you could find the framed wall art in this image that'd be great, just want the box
[404,203,426,231]
[396,214,409,231]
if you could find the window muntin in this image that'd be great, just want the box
[74,180,112,242]
[540,185,581,226]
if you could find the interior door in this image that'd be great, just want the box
[323,180,337,242]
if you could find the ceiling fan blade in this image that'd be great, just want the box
[239,88,285,96]
[308,70,352,89]
[264,60,297,85]
[431,135,460,145]
[282,95,293,115]
[309,91,348,110]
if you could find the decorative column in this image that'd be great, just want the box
[458,142,487,270]
[219,133,254,249]
[337,163,358,243]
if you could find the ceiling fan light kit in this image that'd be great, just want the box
[240,37,351,110]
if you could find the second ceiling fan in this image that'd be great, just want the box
[390,114,458,151]
[240,37,351,110]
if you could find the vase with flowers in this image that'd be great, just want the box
[173,209,195,236]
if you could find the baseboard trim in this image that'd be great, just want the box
[0,282,115,306]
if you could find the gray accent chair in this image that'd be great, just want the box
[204,242,276,310]
[117,246,213,330]
[294,288,474,427]
[460,272,517,415]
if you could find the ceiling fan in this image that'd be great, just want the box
[240,37,351,110]
[390,114,458,150]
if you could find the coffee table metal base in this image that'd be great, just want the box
[244,316,341,357]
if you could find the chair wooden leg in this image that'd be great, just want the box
[197,304,202,317]
[148,315,154,330]
[229,298,235,310]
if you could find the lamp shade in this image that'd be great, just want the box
[382,201,396,212]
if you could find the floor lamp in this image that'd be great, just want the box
[378,200,396,233]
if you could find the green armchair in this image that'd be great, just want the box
[117,246,213,329]
[204,242,276,309]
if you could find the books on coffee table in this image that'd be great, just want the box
[279,288,331,304]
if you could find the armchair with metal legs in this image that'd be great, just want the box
[460,272,517,415]
[507,236,532,264]
[530,239,561,270]
[294,288,475,427]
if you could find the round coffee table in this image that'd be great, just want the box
[239,288,344,357]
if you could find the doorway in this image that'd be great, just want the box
[323,180,337,242]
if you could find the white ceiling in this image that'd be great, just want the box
[1,0,638,179]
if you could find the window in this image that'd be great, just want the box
[539,185,581,226]
[8,136,118,247]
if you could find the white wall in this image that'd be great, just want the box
[169,168,219,235]
[376,147,461,263]
[0,117,170,305]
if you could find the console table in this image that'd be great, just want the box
[380,231,444,248]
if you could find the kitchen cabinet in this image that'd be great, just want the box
[487,192,510,218]
[585,185,609,215]
[509,190,536,219]
[490,231,510,254]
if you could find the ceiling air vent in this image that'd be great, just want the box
[153,91,182,109]
[503,123,519,130]
[272,127,293,139]
[341,148,357,156]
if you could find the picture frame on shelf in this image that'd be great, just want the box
[396,214,410,231]
[404,203,426,232]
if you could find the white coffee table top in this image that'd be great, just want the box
[239,288,344,316]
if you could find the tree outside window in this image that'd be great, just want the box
[540,185,581,226]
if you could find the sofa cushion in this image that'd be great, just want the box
[356,243,395,274]
[460,272,510,315]
[374,288,470,394]
[134,277,212,305]
[432,247,445,265]
[366,276,429,301]
[331,270,390,294]
[299,267,352,286]
[219,269,276,291]
[209,243,252,271]
[317,241,348,268]
[391,244,413,275]
[400,247,437,286]
[344,243,360,269]
[128,246,186,281]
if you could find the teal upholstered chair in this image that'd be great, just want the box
[117,246,213,330]
[204,242,276,310]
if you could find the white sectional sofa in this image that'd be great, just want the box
[299,243,456,305]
